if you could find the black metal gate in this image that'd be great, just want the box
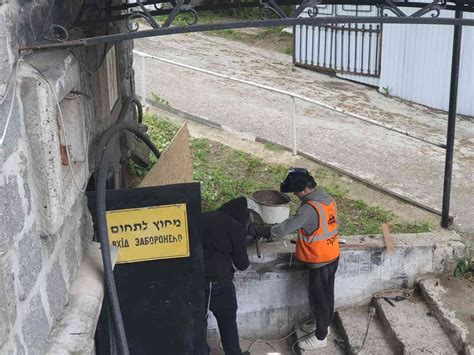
[294,23,382,77]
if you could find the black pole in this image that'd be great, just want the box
[441,8,463,228]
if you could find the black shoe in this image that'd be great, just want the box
[241,352,250,355]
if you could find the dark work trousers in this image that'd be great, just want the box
[308,258,339,340]
[204,280,242,355]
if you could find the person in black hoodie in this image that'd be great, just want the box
[201,197,251,355]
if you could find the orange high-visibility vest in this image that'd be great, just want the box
[295,199,340,264]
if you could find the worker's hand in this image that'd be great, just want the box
[247,222,260,238]
[256,225,272,240]
[248,223,272,240]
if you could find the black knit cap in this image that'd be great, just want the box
[280,168,316,193]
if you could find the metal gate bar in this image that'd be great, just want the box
[295,22,382,77]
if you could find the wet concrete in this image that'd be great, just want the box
[252,190,290,206]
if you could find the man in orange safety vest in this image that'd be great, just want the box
[248,168,339,350]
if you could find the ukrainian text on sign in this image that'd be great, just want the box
[106,204,190,263]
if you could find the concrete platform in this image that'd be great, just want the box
[336,305,395,354]
[375,291,456,354]
[219,231,465,339]
[207,334,294,354]
[419,276,474,355]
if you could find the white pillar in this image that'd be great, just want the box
[291,95,297,156]
[141,55,147,106]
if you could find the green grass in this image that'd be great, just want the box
[130,113,431,236]
[264,142,284,151]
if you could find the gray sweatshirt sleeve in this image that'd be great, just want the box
[270,204,318,238]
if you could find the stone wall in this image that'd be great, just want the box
[0,1,135,353]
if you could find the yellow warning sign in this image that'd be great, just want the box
[106,204,190,264]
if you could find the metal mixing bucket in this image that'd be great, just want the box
[251,190,291,224]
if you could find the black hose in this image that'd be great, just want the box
[95,123,160,355]
[94,97,143,179]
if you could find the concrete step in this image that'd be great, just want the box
[419,276,474,355]
[335,305,396,354]
[375,291,457,354]
[295,323,344,355]
[208,335,293,354]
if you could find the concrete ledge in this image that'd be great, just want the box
[220,231,466,338]
[418,277,474,355]
[44,243,118,354]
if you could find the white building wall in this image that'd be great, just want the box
[379,10,474,116]
[294,6,474,116]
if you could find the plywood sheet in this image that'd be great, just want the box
[140,123,193,187]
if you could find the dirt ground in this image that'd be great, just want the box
[149,106,440,228]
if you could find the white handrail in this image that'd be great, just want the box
[133,49,445,149]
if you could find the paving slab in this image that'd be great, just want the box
[134,30,474,235]
[375,291,457,354]
[419,276,474,355]
[336,305,396,354]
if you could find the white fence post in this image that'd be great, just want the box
[141,54,148,107]
[291,95,297,156]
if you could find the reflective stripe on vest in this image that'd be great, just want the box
[295,199,340,264]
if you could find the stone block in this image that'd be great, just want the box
[17,228,42,299]
[22,294,49,354]
[0,175,24,252]
[0,11,9,95]
[19,151,32,215]
[19,53,87,236]
[0,256,10,347]
[14,334,26,355]
[46,260,68,322]
[65,230,80,286]
[61,196,93,286]
[79,202,94,258]
[41,233,58,257]
[0,91,23,159]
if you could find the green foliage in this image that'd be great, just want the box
[453,240,473,278]
[130,116,432,236]
[264,142,284,151]
[128,113,179,177]
[151,92,170,106]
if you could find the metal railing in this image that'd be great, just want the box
[133,49,445,152]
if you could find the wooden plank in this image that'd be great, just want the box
[381,223,394,255]
[139,122,193,187]
[340,243,383,250]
